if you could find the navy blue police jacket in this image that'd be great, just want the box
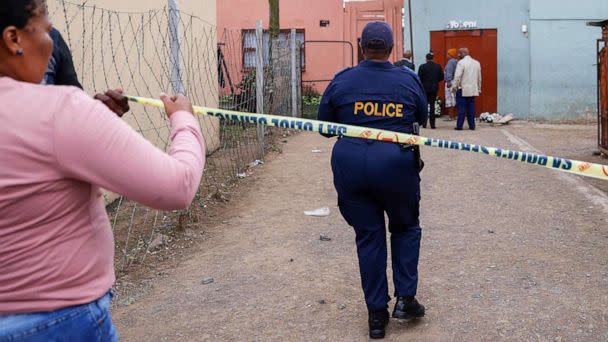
[318,60,428,136]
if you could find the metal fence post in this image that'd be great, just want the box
[168,0,188,230]
[168,0,185,95]
[255,20,265,158]
[290,28,298,117]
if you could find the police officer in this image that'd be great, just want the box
[317,22,427,339]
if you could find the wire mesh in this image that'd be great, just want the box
[47,0,301,274]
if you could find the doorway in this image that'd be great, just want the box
[430,29,497,116]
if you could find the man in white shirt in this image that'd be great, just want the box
[451,48,481,130]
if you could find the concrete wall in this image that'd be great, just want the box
[217,0,347,94]
[407,0,531,117]
[344,0,404,64]
[529,0,608,119]
[53,0,216,19]
[407,0,608,119]
[218,0,404,93]
[530,0,608,20]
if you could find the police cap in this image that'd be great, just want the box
[361,21,394,50]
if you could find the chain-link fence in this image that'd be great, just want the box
[47,0,302,274]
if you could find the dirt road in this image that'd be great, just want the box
[113,120,608,341]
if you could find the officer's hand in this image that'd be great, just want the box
[160,93,194,118]
[94,88,130,117]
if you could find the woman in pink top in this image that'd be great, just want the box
[0,1,205,340]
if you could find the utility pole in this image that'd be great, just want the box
[408,0,415,61]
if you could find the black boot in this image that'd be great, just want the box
[368,308,389,339]
[392,297,425,320]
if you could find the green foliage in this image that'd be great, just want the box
[303,95,321,106]
[219,71,256,113]
[300,84,322,119]
[219,94,236,105]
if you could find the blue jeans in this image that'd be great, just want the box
[332,138,421,311]
[0,291,118,342]
[456,90,476,129]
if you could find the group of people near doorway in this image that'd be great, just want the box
[396,47,482,130]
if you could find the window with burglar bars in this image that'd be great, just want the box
[242,29,305,69]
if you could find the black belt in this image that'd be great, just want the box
[339,136,416,150]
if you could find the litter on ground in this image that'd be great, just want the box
[304,207,331,217]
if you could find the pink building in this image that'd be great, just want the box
[217,0,404,94]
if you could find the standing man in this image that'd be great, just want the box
[318,22,427,339]
[417,52,444,129]
[444,48,459,120]
[451,47,482,130]
[394,50,415,71]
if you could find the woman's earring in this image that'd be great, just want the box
[16,50,24,56]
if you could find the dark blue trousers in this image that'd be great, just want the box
[456,90,476,129]
[331,138,422,311]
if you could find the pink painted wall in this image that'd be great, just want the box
[217,0,404,94]
[344,0,404,64]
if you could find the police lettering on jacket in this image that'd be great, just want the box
[317,61,428,134]
[353,102,404,118]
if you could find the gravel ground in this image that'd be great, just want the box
[112,119,608,341]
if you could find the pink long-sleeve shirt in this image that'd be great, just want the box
[0,77,205,314]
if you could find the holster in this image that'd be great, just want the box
[412,123,424,172]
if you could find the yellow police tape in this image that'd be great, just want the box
[126,95,608,182]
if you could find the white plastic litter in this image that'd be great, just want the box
[497,114,515,125]
[480,112,502,123]
[312,149,323,153]
[479,112,513,124]
[236,173,247,179]
[249,159,264,167]
[304,207,331,217]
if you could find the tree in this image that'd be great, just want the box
[267,0,280,113]
[269,0,280,40]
